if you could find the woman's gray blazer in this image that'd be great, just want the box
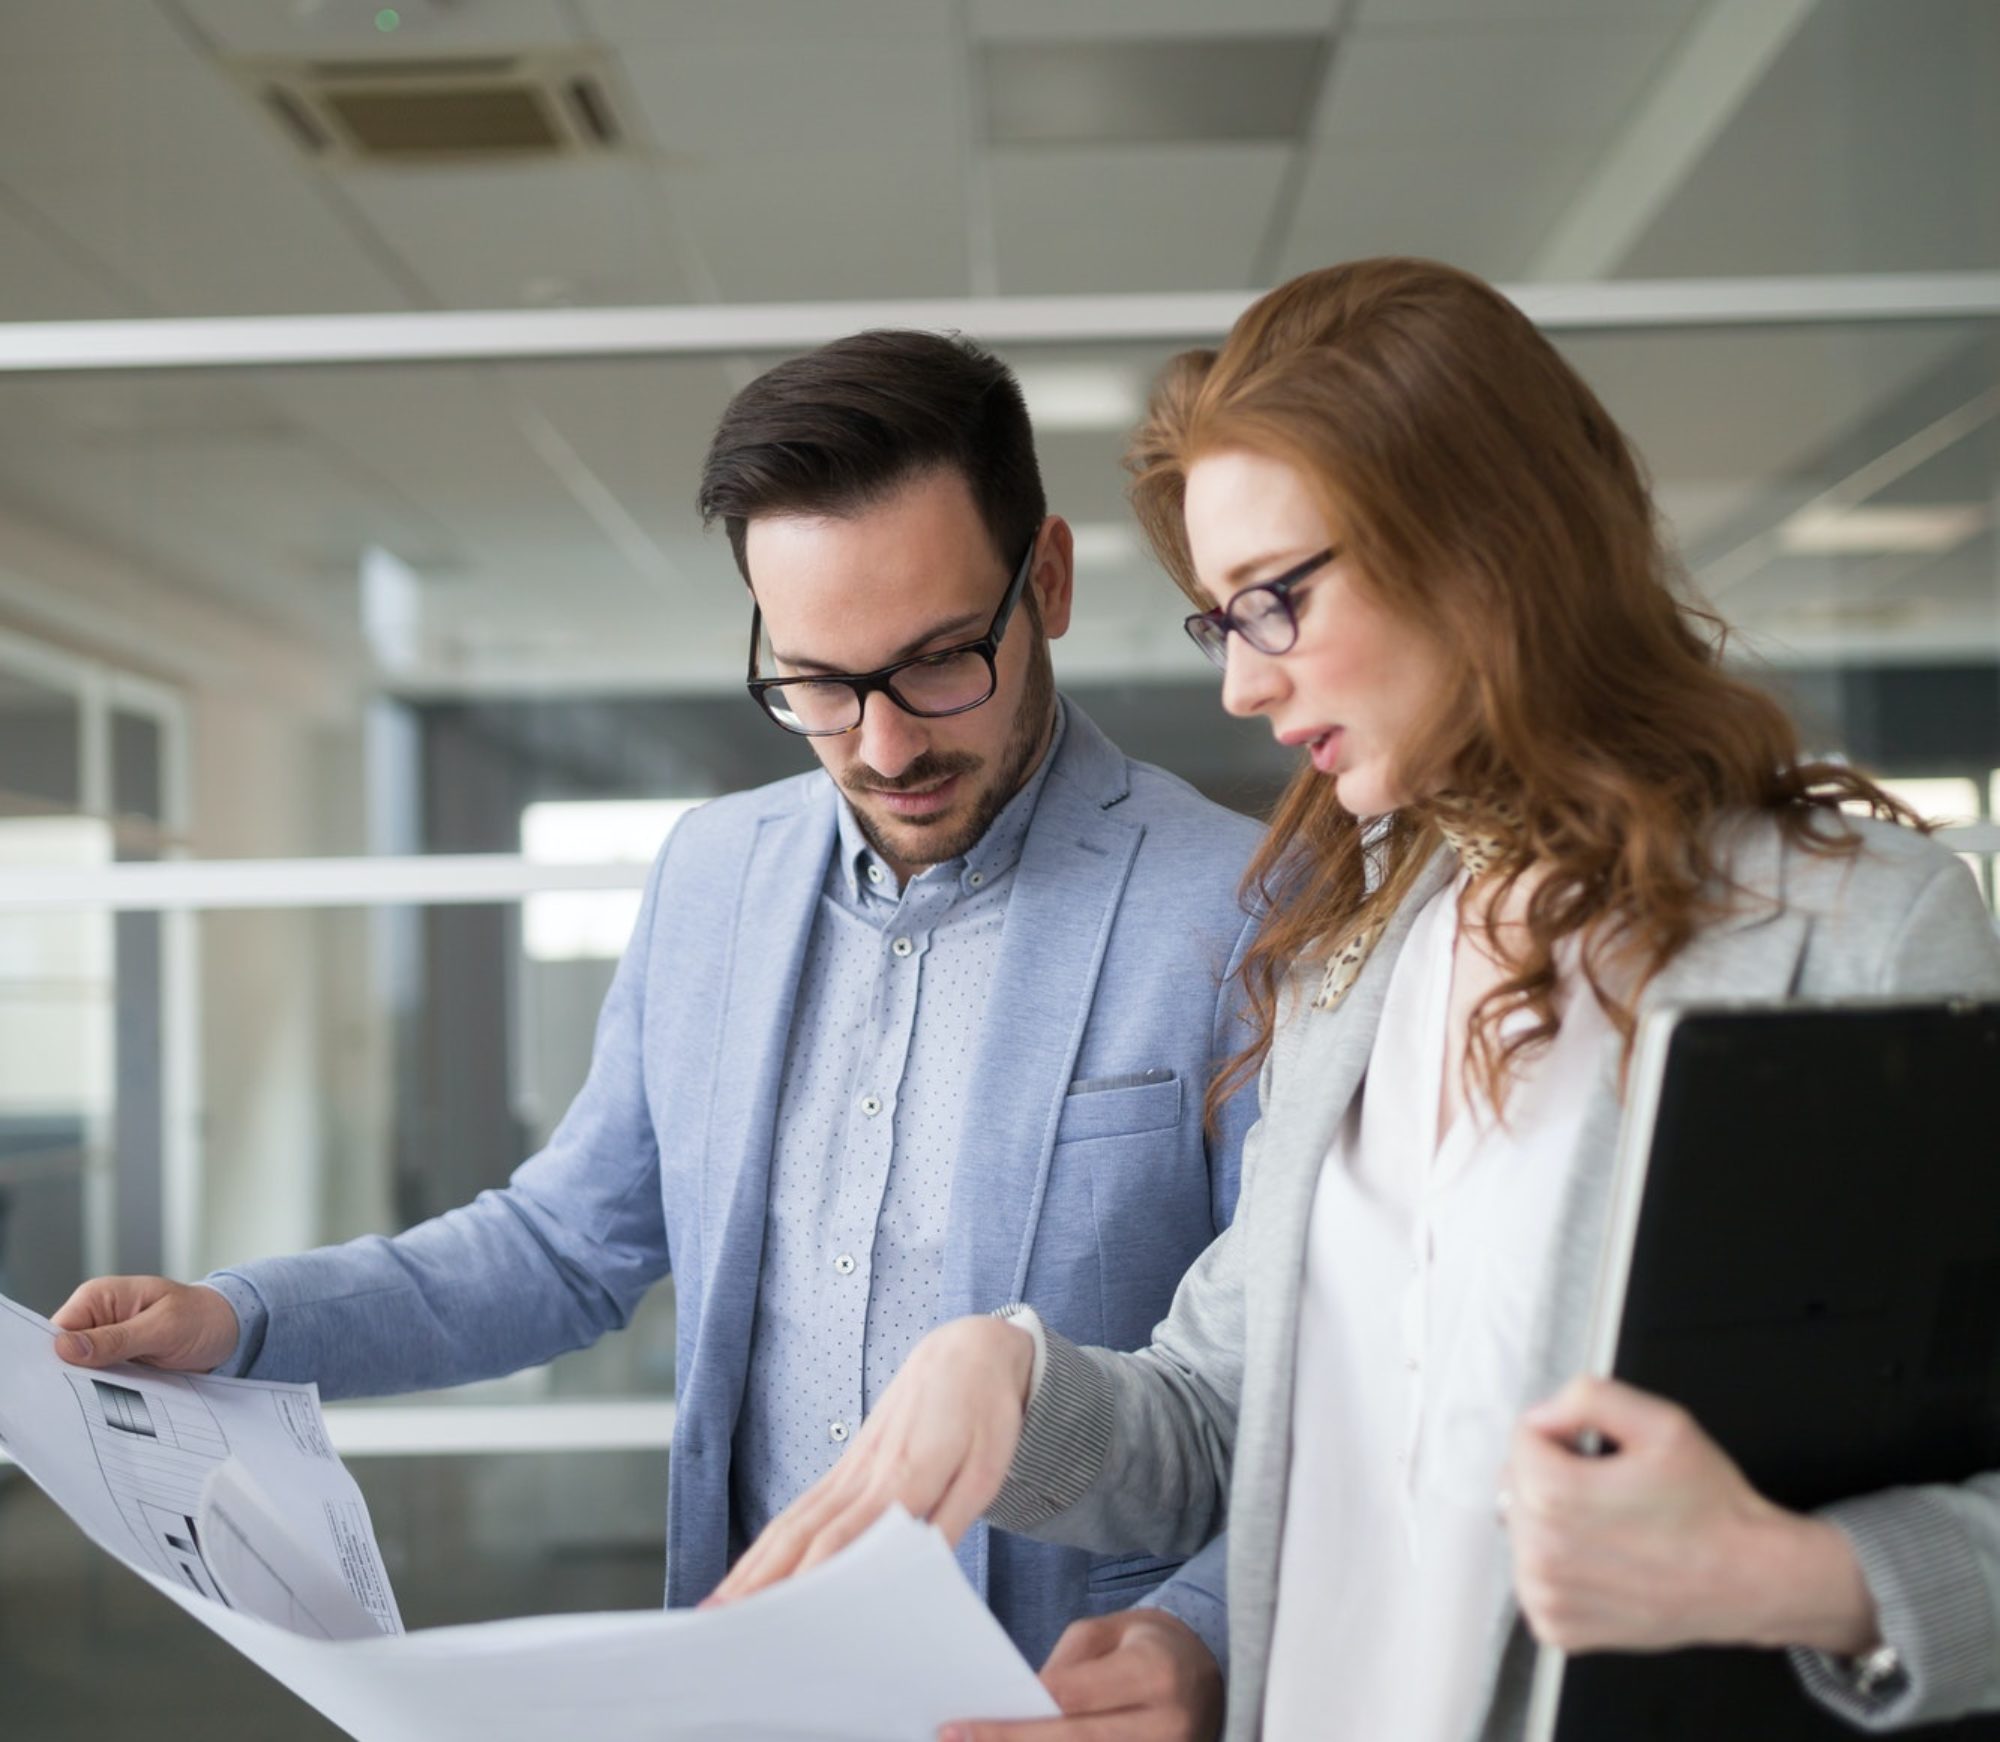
[988,814,2000,1739]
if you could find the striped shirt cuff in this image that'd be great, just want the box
[986,1327,1117,1534]
[1789,1488,1997,1728]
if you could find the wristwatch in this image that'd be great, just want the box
[990,1302,1049,1402]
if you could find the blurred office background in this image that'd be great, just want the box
[0,0,1995,1734]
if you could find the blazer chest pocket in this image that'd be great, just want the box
[1086,1550,1185,1601]
[1056,1070,1182,1144]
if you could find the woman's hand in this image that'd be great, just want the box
[1504,1376,1880,1657]
[707,1315,1037,1605]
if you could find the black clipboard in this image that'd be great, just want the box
[1527,998,2000,1741]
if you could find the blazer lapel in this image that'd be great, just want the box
[1239,847,1460,1419]
[934,709,1139,1609]
[940,759,1142,1316]
[689,784,833,1415]
[1227,849,1458,1701]
[1470,821,1814,1723]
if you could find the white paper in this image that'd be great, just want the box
[199,1457,386,1640]
[0,1291,1058,1741]
[0,1293,402,1634]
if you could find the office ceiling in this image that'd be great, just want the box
[0,0,1993,697]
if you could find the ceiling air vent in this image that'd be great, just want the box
[243,51,624,163]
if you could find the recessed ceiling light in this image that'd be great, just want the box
[1013,365,1144,432]
[981,38,1327,147]
[1777,503,1989,555]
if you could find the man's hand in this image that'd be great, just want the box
[1505,1375,1879,1658]
[707,1315,1036,1606]
[941,1609,1224,1742]
[50,1276,240,1373]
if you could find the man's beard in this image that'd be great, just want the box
[843,636,1056,873]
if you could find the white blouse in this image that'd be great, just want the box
[1262,875,1614,1741]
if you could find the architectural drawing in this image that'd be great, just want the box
[63,1368,233,1605]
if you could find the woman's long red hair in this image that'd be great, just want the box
[1126,259,1917,1124]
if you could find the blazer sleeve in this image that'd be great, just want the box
[204,823,679,1400]
[1791,857,2000,1728]
[1204,906,1265,1233]
[1136,1532,1230,1673]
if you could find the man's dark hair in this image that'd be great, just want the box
[697,329,1047,585]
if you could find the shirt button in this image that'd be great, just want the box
[833,1253,856,1275]
[866,864,884,885]
[968,871,985,888]
[860,1094,882,1117]
[829,1421,849,1443]
[891,936,914,958]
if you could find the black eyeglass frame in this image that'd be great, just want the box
[745,535,1038,737]
[1183,546,1338,671]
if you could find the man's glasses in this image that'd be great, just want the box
[746,538,1036,737]
[1183,547,1337,671]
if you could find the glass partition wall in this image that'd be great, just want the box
[0,303,1993,1463]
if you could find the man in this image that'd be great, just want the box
[54,331,1258,1739]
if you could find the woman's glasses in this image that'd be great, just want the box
[1183,547,1337,671]
[746,539,1035,737]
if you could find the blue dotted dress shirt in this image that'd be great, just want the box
[732,711,1067,1542]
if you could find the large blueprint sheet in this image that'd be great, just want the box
[0,1292,1057,1740]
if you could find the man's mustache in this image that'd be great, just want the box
[843,753,981,796]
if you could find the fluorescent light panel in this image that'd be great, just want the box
[1014,364,1145,431]
[1068,522,1143,567]
[1777,503,1989,554]
[980,37,1327,146]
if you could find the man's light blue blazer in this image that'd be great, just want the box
[214,700,1263,1666]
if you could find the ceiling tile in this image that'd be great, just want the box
[0,44,418,313]
[0,47,260,184]
[1323,20,1685,142]
[8,165,419,315]
[174,0,581,60]
[574,0,954,48]
[617,40,961,160]
[1617,0,2000,276]
[0,1,192,60]
[1354,0,1701,24]
[981,38,1326,147]
[990,144,1290,293]
[0,198,134,319]
[1280,138,1593,282]
[338,159,698,308]
[971,0,1340,41]
[664,147,968,300]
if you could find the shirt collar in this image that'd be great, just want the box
[832,701,1068,902]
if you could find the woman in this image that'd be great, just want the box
[714,259,2000,1738]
